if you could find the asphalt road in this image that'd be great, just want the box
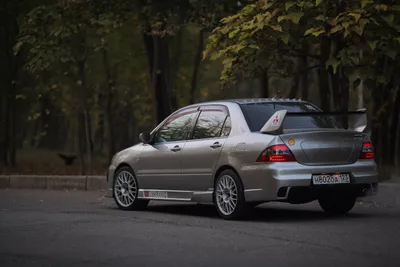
[1,190,400,267]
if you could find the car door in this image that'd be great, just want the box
[136,108,199,190]
[180,105,232,191]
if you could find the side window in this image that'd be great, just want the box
[154,111,198,143]
[192,110,227,140]
[221,116,231,137]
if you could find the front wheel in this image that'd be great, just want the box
[318,193,356,215]
[113,166,149,210]
[214,169,248,220]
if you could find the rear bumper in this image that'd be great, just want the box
[237,160,379,202]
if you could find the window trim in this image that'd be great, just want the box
[153,109,200,144]
[188,106,230,141]
[219,115,231,137]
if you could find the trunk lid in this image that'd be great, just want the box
[279,130,365,166]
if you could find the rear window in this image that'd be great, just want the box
[240,102,341,132]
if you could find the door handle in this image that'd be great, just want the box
[171,145,181,152]
[210,142,222,149]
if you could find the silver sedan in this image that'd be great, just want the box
[106,98,378,220]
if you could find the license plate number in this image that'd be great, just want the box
[312,174,350,185]
[147,191,168,199]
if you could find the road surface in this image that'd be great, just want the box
[0,189,399,267]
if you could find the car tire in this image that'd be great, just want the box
[318,193,356,215]
[214,169,248,220]
[113,166,149,211]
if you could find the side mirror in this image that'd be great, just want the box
[139,132,152,144]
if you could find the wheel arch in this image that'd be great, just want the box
[213,165,244,202]
[112,163,137,197]
[213,165,240,184]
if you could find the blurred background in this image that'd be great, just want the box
[0,0,399,180]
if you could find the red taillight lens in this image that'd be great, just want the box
[359,142,374,159]
[256,144,296,162]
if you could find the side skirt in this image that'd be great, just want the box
[137,189,214,204]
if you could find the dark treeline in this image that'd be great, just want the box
[0,0,399,179]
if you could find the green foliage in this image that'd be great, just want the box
[204,0,400,86]
[16,0,129,74]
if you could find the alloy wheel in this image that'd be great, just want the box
[216,175,238,216]
[114,170,137,208]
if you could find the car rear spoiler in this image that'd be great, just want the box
[260,108,370,135]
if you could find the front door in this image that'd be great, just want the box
[181,105,232,191]
[136,109,199,190]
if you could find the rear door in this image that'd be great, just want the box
[136,108,199,190]
[181,105,231,191]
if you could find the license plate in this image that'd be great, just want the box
[312,174,351,185]
[147,191,168,199]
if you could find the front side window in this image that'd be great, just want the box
[191,110,227,140]
[154,111,198,143]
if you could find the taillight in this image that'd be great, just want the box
[359,142,374,159]
[256,144,296,162]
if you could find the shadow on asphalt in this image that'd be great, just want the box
[113,203,372,222]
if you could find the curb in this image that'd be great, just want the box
[0,175,107,191]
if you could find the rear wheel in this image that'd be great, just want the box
[318,193,356,215]
[214,169,248,220]
[113,166,149,210]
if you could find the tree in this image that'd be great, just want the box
[0,0,50,166]
[16,0,129,173]
[204,0,400,169]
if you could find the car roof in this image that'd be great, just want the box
[189,98,308,106]
[225,98,306,104]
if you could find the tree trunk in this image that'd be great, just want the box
[190,29,204,104]
[77,59,92,174]
[288,59,300,98]
[106,91,115,162]
[94,87,105,153]
[2,95,10,165]
[396,115,400,167]
[77,112,86,175]
[84,110,92,175]
[371,57,391,167]
[163,39,178,111]
[260,70,269,98]
[300,57,309,100]
[119,106,132,150]
[151,35,173,123]
[0,0,19,165]
[340,67,350,128]
[318,35,332,111]
[357,50,364,109]
[9,80,16,165]
[101,49,116,162]
[389,89,400,165]
[143,29,174,124]
[170,28,184,106]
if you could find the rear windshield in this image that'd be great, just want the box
[240,102,341,132]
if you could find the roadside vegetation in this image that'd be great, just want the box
[0,0,399,179]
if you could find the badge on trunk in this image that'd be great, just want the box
[288,138,295,146]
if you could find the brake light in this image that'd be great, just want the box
[359,142,374,159]
[256,144,296,162]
